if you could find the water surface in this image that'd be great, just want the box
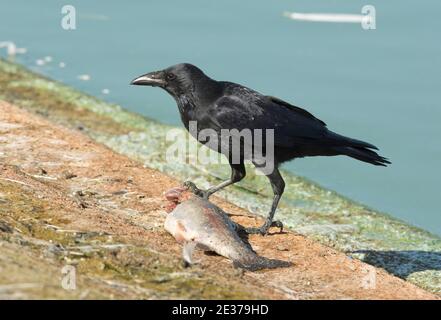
[1,0,440,235]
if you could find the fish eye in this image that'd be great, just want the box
[166,73,176,81]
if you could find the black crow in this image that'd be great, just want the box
[131,63,390,235]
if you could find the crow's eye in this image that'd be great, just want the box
[166,73,176,81]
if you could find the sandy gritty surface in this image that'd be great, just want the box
[0,100,438,299]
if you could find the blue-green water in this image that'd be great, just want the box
[1,0,440,235]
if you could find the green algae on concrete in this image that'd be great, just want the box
[0,176,259,299]
[1,58,440,295]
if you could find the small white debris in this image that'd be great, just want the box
[283,11,366,23]
[36,59,45,66]
[0,41,27,56]
[44,56,53,62]
[59,62,66,68]
[77,74,91,81]
[101,88,110,95]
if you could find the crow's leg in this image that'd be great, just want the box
[204,162,246,199]
[245,166,285,235]
[184,162,245,199]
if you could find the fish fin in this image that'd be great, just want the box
[182,241,197,267]
[233,257,292,271]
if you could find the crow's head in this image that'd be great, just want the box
[131,63,208,97]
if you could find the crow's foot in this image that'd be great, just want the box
[183,181,210,199]
[245,219,283,235]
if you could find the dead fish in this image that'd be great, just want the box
[164,184,292,271]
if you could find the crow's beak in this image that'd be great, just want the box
[130,72,165,87]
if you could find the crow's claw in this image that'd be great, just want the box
[271,220,284,232]
[245,220,284,235]
[244,226,265,235]
[183,181,210,199]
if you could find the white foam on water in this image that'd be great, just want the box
[77,74,91,81]
[283,11,371,24]
[0,41,27,56]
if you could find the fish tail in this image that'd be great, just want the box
[233,257,292,271]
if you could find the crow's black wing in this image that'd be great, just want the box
[266,96,327,126]
[204,90,329,149]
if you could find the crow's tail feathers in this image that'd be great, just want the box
[326,132,391,166]
[333,145,391,166]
